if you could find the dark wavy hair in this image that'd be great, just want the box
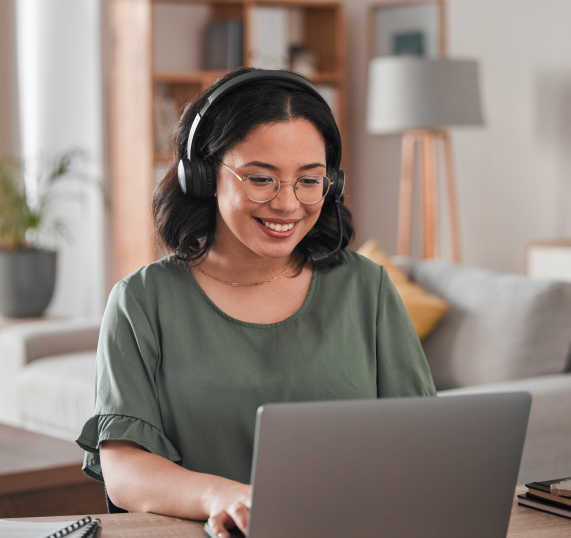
[152,67,354,269]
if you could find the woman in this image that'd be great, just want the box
[77,68,435,537]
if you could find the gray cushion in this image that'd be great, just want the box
[18,351,96,441]
[412,261,571,390]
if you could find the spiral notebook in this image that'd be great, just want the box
[0,515,99,538]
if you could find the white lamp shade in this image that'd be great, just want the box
[366,57,484,134]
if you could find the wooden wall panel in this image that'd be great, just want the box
[109,0,155,282]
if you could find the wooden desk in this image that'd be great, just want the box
[11,486,571,537]
[0,422,106,517]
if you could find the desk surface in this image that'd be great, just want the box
[10,486,571,537]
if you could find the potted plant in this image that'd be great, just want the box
[0,150,101,318]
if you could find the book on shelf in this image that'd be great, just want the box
[204,20,243,70]
[251,6,288,69]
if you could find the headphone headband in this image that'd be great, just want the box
[179,69,344,200]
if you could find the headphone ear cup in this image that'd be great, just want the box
[178,159,192,195]
[186,160,215,198]
[327,168,345,201]
[203,160,216,198]
[335,169,345,198]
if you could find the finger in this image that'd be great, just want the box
[208,511,234,538]
[228,502,249,534]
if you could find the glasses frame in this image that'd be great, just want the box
[220,162,333,205]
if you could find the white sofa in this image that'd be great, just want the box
[1,261,570,484]
[406,260,571,484]
[0,318,100,439]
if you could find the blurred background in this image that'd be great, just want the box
[2,0,570,319]
[1,0,571,520]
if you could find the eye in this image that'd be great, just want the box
[298,176,323,187]
[247,174,276,186]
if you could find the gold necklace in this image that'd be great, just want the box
[195,260,296,287]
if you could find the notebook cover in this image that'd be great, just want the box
[527,489,571,508]
[525,477,571,494]
[517,494,571,520]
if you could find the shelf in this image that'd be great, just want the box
[153,0,245,5]
[153,70,340,85]
[307,72,341,84]
[154,152,173,164]
[152,0,340,7]
[256,0,340,8]
[153,71,231,85]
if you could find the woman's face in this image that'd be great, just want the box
[215,119,327,261]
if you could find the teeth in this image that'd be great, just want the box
[262,221,294,231]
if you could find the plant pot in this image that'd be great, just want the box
[0,249,57,318]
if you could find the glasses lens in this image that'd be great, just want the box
[296,176,330,204]
[245,174,280,202]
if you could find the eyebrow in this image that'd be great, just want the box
[241,160,326,172]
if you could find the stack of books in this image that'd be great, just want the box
[203,20,243,70]
[518,477,571,519]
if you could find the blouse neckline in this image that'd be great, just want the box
[179,258,319,329]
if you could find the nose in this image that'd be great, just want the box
[269,181,300,213]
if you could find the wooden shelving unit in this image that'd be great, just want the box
[109,0,346,282]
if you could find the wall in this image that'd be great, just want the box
[17,0,105,317]
[343,0,571,273]
[0,0,19,157]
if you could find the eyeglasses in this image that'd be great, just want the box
[220,162,333,204]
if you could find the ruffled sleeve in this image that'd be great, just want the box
[77,414,182,482]
[75,279,181,483]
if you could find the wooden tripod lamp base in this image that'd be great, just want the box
[397,129,461,262]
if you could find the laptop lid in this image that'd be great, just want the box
[247,392,531,538]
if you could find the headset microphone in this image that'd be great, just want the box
[307,195,343,264]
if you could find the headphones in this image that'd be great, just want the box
[177,70,345,202]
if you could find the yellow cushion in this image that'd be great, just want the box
[356,240,450,340]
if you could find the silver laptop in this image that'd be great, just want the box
[207,392,531,538]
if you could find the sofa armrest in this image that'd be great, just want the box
[0,318,100,425]
[439,373,571,484]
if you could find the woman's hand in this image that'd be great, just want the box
[206,481,252,537]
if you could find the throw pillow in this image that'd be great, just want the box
[356,240,449,340]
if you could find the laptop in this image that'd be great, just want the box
[206,392,531,538]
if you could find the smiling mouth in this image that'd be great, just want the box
[256,218,296,232]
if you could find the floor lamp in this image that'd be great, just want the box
[366,57,483,261]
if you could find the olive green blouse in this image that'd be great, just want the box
[77,250,436,485]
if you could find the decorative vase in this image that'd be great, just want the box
[0,249,57,318]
